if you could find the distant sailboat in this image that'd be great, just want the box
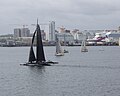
[63,34,69,53]
[21,20,58,66]
[119,38,120,46]
[81,40,88,52]
[64,49,69,53]
[55,37,64,56]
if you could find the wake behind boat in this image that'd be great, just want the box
[20,20,58,67]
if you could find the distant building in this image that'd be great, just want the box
[41,30,46,40]
[65,30,70,33]
[58,26,70,33]
[106,32,120,43]
[6,40,15,46]
[86,32,94,39]
[77,32,84,41]
[118,26,120,32]
[59,26,66,33]
[17,37,32,45]
[71,29,85,41]
[49,21,55,41]
[21,28,30,37]
[14,28,21,37]
[56,32,74,44]
[14,28,30,38]
[72,29,79,34]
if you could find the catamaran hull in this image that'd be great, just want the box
[20,61,58,67]
[55,53,64,56]
[20,62,51,67]
[81,49,88,52]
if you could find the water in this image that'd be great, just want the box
[0,46,120,96]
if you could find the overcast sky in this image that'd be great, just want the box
[0,0,120,34]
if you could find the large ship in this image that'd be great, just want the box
[87,31,120,45]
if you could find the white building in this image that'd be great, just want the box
[106,31,120,43]
[56,33,74,44]
[71,29,87,43]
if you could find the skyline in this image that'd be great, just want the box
[0,0,120,35]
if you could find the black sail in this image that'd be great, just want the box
[36,24,46,63]
[28,31,36,63]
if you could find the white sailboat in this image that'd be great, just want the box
[55,37,64,56]
[81,40,88,52]
[63,34,69,53]
[119,38,120,46]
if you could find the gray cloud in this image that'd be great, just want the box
[0,0,120,34]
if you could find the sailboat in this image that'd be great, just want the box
[63,34,69,53]
[21,20,58,67]
[119,38,120,46]
[64,49,69,53]
[81,40,88,52]
[55,37,64,56]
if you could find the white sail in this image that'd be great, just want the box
[119,38,120,46]
[63,34,69,53]
[81,40,88,52]
[55,38,64,56]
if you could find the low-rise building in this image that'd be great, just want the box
[106,32,120,44]
[56,32,74,45]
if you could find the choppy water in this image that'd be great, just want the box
[0,46,120,96]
